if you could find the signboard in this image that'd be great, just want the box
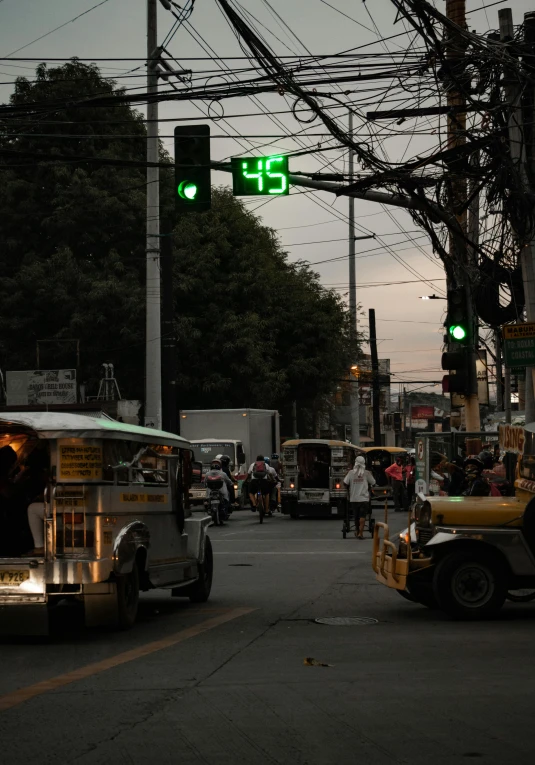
[59,441,103,481]
[415,479,427,496]
[499,423,525,454]
[415,437,428,483]
[503,323,535,368]
[231,155,289,196]
[6,369,76,406]
[411,405,434,419]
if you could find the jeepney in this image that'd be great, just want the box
[372,424,534,619]
[281,439,359,519]
[0,412,212,635]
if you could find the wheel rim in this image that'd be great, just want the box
[452,563,494,608]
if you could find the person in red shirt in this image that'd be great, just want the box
[385,455,408,513]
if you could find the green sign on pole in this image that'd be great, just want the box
[231,155,290,196]
[503,322,535,368]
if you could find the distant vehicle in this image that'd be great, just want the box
[180,409,280,505]
[280,439,360,519]
[0,411,211,636]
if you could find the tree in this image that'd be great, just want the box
[172,188,354,414]
[0,61,355,418]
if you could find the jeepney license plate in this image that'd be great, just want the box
[0,570,30,586]
[305,492,324,499]
[190,490,205,498]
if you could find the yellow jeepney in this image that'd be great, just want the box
[373,425,532,619]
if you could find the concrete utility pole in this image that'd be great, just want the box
[445,0,481,436]
[498,8,535,424]
[348,110,360,446]
[145,0,162,429]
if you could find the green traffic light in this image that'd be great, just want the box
[178,180,198,201]
[450,324,467,341]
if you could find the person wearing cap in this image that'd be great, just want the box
[343,456,376,539]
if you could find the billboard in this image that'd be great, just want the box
[411,405,434,420]
[6,370,77,406]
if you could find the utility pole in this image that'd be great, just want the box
[445,0,481,438]
[161,221,177,434]
[348,110,360,446]
[498,8,535,424]
[145,0,162,429]
[505,368,512,424]
[369,309,382,446]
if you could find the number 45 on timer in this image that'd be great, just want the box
[231,155,290,196]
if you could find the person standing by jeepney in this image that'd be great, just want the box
[343,455,376,539]
[385,454,408,512]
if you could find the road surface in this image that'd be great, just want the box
[0,510,534,764]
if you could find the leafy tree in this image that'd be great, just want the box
[0,61,354,418]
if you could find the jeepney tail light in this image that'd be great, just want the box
[290,482,295,489]
[335,483,341,489]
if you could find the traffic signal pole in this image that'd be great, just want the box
[145,0,162,429]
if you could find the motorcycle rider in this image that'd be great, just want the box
[218,454,236,506]
[204,458,233,519]
[265,456,282,512]
[248,454,277,514]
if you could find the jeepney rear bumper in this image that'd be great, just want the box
[372,522,433,591]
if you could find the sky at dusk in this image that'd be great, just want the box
[1,0,531,397]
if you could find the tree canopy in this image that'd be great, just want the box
[0,61,355,418]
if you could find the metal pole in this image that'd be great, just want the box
[161,221,178,434]
[505,367,512,424]
[369,309,382,446]
[495,330,503,411]
[348,110,360,446]
[499,8,535,424]
[145,0,162,429]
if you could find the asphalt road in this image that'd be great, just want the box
[1,509,535,764]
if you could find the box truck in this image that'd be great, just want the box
[179,409,280,505]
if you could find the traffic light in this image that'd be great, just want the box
[174,124,211,212]
[446,287,471,344]
[441,350,470,394]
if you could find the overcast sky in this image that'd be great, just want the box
[1,0,532,397]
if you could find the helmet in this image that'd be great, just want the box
[220,455,231,465]
[215,454,223,460]
[264,457,270,465]
[271,453,279,460]
[211,459,222,470]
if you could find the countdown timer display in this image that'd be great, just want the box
[231,155,290,196]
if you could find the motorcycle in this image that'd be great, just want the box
[205,475,228,526]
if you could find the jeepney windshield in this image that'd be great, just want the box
[191,442,236,467]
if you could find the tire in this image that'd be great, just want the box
[433,550,507,619]
[369,518,376,538]
[507,589,535,603]
[188,537,213,603]
[342,529,347,539]
[116,563,140,630]
[259,505,264,524]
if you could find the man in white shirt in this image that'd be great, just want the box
[343,456,376,539]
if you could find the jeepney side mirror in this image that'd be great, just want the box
[192,460,203,483]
